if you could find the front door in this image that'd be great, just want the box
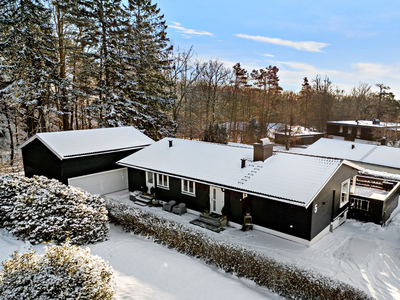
[210,186,224,215]
[145,171,155,194]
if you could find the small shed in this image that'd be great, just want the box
[349,175,400,225]
[21,127,153,194]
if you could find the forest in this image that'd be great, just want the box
[1,0,400,168]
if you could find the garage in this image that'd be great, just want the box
[68,168,128,195]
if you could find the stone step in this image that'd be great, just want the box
[189,219,223,233]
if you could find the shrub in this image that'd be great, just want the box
[106,200,372,300]
[0,240,114,300]
[0,174,109,245]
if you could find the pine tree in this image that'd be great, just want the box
[121,0,175,139]
[0,0,59,136]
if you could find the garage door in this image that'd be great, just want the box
[68,168,128,195]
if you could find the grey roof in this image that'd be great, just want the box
[304,138,400,170]
[21,127,154,160]
[118,138,357,207]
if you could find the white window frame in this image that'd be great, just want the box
[181,179,196,196]
[157,174,169,189]
[351,198,370,211]
[340,179,350,207]
[339,125,343,133]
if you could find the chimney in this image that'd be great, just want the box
[373,119,380,125]
[241,158,246,168]
[253,138,273,162]
[169,140,173,147]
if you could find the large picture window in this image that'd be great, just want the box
[157,174,169,189]
[181,180,195,196]
[340,179,350,207]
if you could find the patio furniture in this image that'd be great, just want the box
[162,200,176,212]
[172,203,187,215]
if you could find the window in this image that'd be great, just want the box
[340,179,350,207]
[157,174,169,189]
[146,172,154,184]
[351,198,369,211]
[339,125,343,133]
[347,126,352,134]
[357,127,361,137]
[181,179,195,196]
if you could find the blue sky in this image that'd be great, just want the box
[156,0,400,98]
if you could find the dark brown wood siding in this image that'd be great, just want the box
[128,168,146,192]
[155,176,210,212]
[60,150,136,184]
[310,164,358,239]
[22,139,62,181]
[247,196,312,240]
[22,138,141,185]
[225,191,244,224]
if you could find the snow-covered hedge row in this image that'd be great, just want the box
[0,174,109,245]
[106,200,372,300]
[0,240,114,300]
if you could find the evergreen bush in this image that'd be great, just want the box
[0,174,109,245]
[0,240,114,300]
[106,200,372,300]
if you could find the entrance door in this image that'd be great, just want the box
[210,186,224,215]
[145,171,155,194]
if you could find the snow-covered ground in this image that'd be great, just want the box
[1,190,400,299]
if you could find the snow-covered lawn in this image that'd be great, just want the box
[1,189,400,299]
[0,224,282,300]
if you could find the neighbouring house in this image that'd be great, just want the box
[117,138,361,246]
[273,125,324,146]
[326,119,400,142]
[349,174,400,225]
[20,127,154,195]
[303,138,400,174]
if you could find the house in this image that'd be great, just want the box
[303,138,400,174]
[117,138,361,246]
[349,174,400,225]
[273,125,324,146]
[21,127,154,195]
[326,119,400,142]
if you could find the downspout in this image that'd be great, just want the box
[330,189,336,233]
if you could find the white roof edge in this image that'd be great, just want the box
[342,159,365,171]
[18,135,37,149]
[62,144,152,160]
[37,136,65,160]
[305,160,363,209]
[117,162,306,207]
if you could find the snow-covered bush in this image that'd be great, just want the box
[0,240,114,300]
[106,200,372,300]
[0,174,108,245]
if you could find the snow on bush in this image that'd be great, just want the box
[106,200,373,300]
[0,240,114,300]
[0,174,108,245]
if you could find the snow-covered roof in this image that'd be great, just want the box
[21,127,154,160]
[327,120,400,128]
[118,138,352,207]
[304,138,400,170]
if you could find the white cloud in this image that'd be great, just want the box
[169,22,214,37]
[352,63,400,80]
[263,53,274,57]
[234,34,328,52]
